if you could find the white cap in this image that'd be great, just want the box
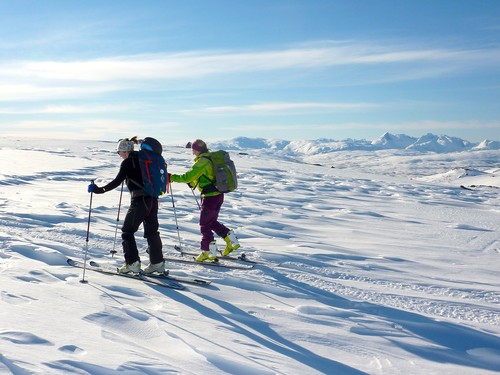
[116,138,134,152]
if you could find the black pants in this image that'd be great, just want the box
[121,196,163,265]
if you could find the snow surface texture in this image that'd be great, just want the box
[0,135,499,375]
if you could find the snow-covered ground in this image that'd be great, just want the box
[0,136,499,375]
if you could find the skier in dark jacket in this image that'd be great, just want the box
[88,137,164,274]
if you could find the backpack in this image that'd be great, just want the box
[138,137,168,197]
[202,150,238,193]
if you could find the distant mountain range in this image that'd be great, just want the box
[212,133,500,155]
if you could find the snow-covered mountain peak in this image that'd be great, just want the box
[212,132,499,155]
[371,132,417,149]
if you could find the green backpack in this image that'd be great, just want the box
[202,150,238,193]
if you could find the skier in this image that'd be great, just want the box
[87,137,165,274]
[169,139,240,262]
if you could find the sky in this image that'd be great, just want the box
[0,0,499,144]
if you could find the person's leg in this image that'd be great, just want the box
[121,198,145,265]
[143,197,163,264]
[204,194,239,256]
[199,194,225,250]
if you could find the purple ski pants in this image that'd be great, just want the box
[199,194,229,250]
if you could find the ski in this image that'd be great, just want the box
[146,272,212,286]
[163,255,254,270]
[67,258,185,290]
[173,246,259,265]
[461,184,498,190]
[89,261,211,286]
[218,252,259,264]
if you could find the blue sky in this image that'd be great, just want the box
[1,0,499,143]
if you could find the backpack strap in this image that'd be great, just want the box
[199,155,218,194]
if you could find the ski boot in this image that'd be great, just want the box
[196,241,218,262]
[223,230,240,256]
[118,260,141,274]
[142,261,165,274]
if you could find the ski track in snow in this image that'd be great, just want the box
[1,138,499,374]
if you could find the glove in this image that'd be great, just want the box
[88,183,105,194]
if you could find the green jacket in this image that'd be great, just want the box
[170,153,220,197]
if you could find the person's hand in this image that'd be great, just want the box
[88,182,105,194]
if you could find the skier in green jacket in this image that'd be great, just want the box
[169,139,239,262]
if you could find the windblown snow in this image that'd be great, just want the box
[0,135,499,375]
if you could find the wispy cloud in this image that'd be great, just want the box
[2,118,182,140]
[0,83,119,101]
[191,101,379,115]
[3,119,138,139]
[2,41,498,87]
[2,40,499,147]
[0,103,137,114]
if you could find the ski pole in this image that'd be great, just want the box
[190,186,201,209]
[110,182,124,257]
[168,182,183,251]
[81,180,94,284]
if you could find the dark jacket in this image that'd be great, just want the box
[95,152,145,195]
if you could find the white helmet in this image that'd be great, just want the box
[116,138,134,152]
